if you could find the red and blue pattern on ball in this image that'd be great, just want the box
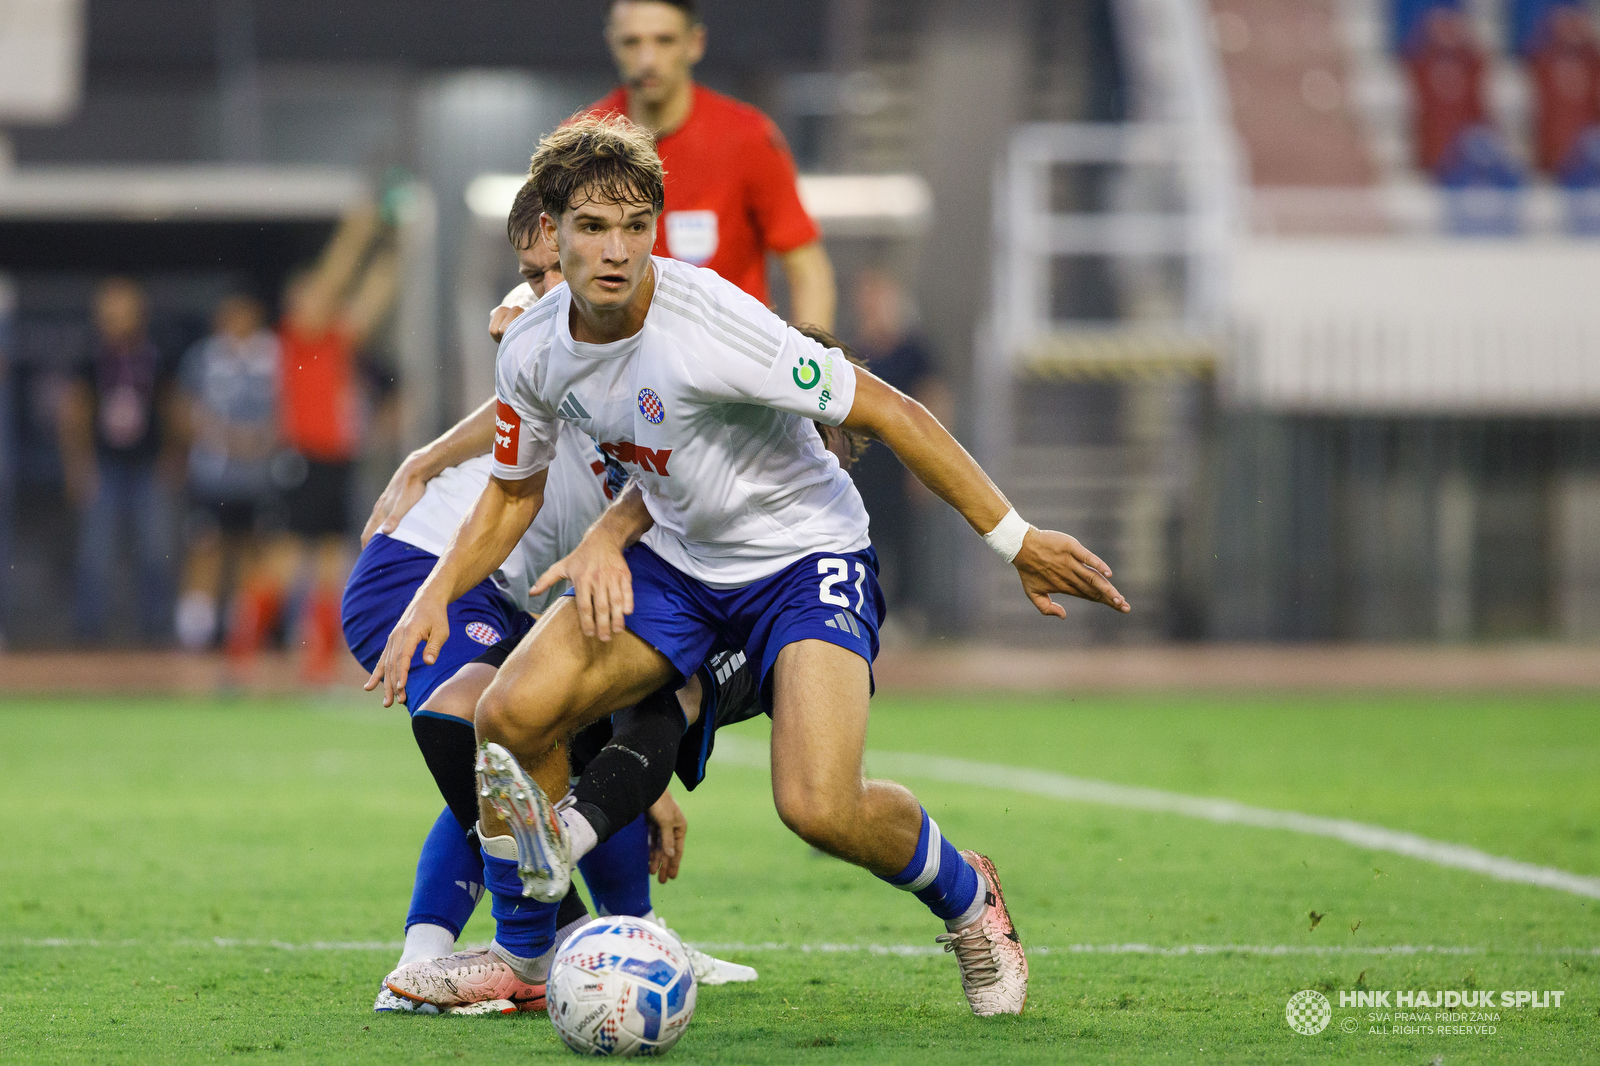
[638,388,665,424]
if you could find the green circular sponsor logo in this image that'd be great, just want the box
[793,358,821,390]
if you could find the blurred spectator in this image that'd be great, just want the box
[1406,8,1489,173]
[172,294,282,651]
[848,269,948,632]
[1529,7,1600,173]
[246,206,395,680]
[58,278,183,643]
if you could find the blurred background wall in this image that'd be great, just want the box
[1,0,1598,648]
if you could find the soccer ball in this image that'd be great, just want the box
[547,917,698,1056]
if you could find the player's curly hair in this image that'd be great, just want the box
[528,115,666,219]
[796,324,873,465]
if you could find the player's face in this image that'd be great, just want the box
[547,196,658,313]
[606,2,705,107]
[516,227,564,300]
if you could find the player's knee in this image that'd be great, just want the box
[773,784,859,853]
[419,682,475,723]
[474,683,569,752]
[473,685,527,747]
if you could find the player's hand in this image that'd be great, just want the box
[531,529,633,641]
[364,589,450,707]
[488,303,526,343]
[362,454,432,548]
[1013,527,1130,617]
[645,788,687,883]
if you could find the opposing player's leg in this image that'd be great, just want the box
[768,639,1026,1016]
[473,596,679,891]
[384,659,592,1012]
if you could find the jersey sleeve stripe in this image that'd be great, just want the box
[498,295,562,349]
[653,291,777,369]
[657,275,777,355]
[661,275,781,352]
[655,277,780,366]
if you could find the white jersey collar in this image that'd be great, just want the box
[556,259,666,361]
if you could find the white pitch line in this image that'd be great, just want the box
[13,937,1599,957]
[712,736,1600,900]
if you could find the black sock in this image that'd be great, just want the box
[412,713,480,836]
[571,687,686,844]
[557,882,589,931]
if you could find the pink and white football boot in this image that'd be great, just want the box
[935,851,1028,1016]
[384,948,547,1013]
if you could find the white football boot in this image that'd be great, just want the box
[384,947,547,1012]
[935,851,1028,1016]
[648,914,759,985]
[476,742,571,902]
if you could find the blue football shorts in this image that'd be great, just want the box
[604,541,885,711]
[341,533,532,712]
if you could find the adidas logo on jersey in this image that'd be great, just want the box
[557,392,590,421]
[599,440,673,476]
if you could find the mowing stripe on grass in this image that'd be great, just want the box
[713,737,1600,900]
[13,937,1599,957]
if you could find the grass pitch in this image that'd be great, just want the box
[1,690,1596,1064]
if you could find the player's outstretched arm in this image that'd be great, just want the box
[530,479,655,641]
[841,370,1130,617]
[366,469,548,705]
[361,398,499,546]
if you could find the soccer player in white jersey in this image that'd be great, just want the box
[346,181,750,1013]
[371,117,1130,1018]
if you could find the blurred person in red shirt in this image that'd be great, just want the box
[585,0,835,329]
[58,278,185,644]
[1530,7,1600,174]
[1406,8,1490,173]
[241,206,396,680]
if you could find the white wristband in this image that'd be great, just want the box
[983,508,1030,563]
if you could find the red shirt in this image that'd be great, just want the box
[586,85,820,304]
[278,323,360,462]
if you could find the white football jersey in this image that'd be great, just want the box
[492,256,871,587]
[390,420,615,613]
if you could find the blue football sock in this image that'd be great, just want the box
[578,814,652,917]
[878,809,983,923]
[482,849,561,959]
[405,807,484,938]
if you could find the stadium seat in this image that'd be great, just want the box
[1405,8,1491,173]
[1527,6,1600,173]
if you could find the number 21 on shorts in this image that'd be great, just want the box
[817,558,867,611]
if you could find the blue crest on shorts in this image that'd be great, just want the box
[638,388,665,424]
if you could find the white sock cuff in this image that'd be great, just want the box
[397,922,456,968]
[904,817,943,893]
[946,861,989,931]
[559,807,599,863]
[489,938,551,983]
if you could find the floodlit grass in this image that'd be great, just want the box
[0,692,1596,1063]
